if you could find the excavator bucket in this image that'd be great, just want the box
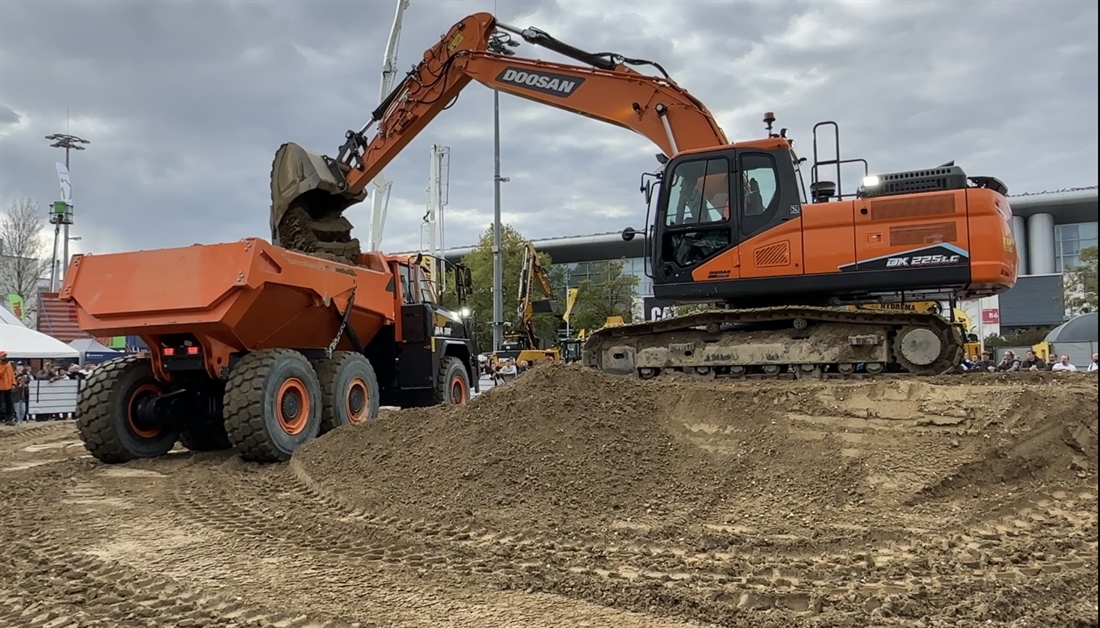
[531,297,561,315]
[270,142,367,263]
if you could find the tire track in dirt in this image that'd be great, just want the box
[287,445,1098,626]
[156,456,707,628]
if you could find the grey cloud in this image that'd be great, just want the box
[0,105,20,125]
[0,0,1095,259]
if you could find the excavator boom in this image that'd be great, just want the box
[270,12,727,260]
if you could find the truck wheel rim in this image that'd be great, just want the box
[345,377,369,424]
[450,377,467,404]
[277,378,310,435]
[126,384,164,439]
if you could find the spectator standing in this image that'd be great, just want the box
[1050,355,1078,372]
[14,367,30,424]
[1019,350,1046,372]
[971,351,996,372]
[1089,353,1098,373]
[996,351,1020,372]
[0,351,15,425]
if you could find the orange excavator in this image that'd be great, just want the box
[272,11,1018,379]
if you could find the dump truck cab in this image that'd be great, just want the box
[383,255,479,407]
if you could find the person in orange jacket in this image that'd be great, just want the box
[0,351,15,424]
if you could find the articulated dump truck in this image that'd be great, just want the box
[61,241,478,464]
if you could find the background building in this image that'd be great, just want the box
[440,187,1097,336]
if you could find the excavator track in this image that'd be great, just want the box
[581,306,963,380]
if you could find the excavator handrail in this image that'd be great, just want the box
[334,12,729,198]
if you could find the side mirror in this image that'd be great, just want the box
[621,227,637,242]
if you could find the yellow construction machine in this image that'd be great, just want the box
[491,243,562,367]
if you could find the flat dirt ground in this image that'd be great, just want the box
[1,365,1097,628]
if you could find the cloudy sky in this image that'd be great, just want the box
[1,0,1097,259]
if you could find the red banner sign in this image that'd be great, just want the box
[981,309,1000,324]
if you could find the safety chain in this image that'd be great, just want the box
[326,317,348,359]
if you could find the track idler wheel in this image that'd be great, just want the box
[312,351,381,433]
[894,325,947,375]
[75,356,181,464]
[224,349,322,462]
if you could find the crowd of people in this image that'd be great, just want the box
[0,353,96,425]
[962,350,1099,373]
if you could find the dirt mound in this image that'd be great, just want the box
[296,365,1097,539]
[297,364,730,534]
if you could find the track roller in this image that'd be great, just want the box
[224,349,322,462]
[312,351,381,433]
[75,356,181,464]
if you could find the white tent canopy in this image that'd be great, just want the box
[0,323,80,359]
[70,338,120,354]
[0,306,28,328]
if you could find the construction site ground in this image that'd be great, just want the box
[1,366,1097,628]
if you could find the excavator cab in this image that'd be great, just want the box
[640,115,1017,310]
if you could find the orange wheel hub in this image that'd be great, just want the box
[345,377,370,424]
[276,378,311,435]
[126,384,164,439]
[450,376,467,405]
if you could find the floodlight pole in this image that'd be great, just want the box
[492,90,510,352]
[45,132,89,289]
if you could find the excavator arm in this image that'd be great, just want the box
[270,11,728,260]
[516,242,560,349]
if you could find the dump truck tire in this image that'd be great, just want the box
[178,423,232,452]
[312,352,381,434]
[436,356,470,405]
[75,356,182,464]
[224,349,322,462]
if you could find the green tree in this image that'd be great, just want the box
[460,224,562,348]
[569,260,640,331]
[1063,245,1098,316]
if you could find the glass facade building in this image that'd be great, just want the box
[1055,222,1098,272]
[559,257,652,296]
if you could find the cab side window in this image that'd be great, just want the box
[740,153,780,236]
[397,265,416,305]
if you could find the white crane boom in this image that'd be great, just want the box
[368,0,410,251]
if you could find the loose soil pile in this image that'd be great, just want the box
[298,365,1097,533]
[2,367,1095,627]
[294,365,1098,625]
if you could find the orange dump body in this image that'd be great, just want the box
[60,238,397,381]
